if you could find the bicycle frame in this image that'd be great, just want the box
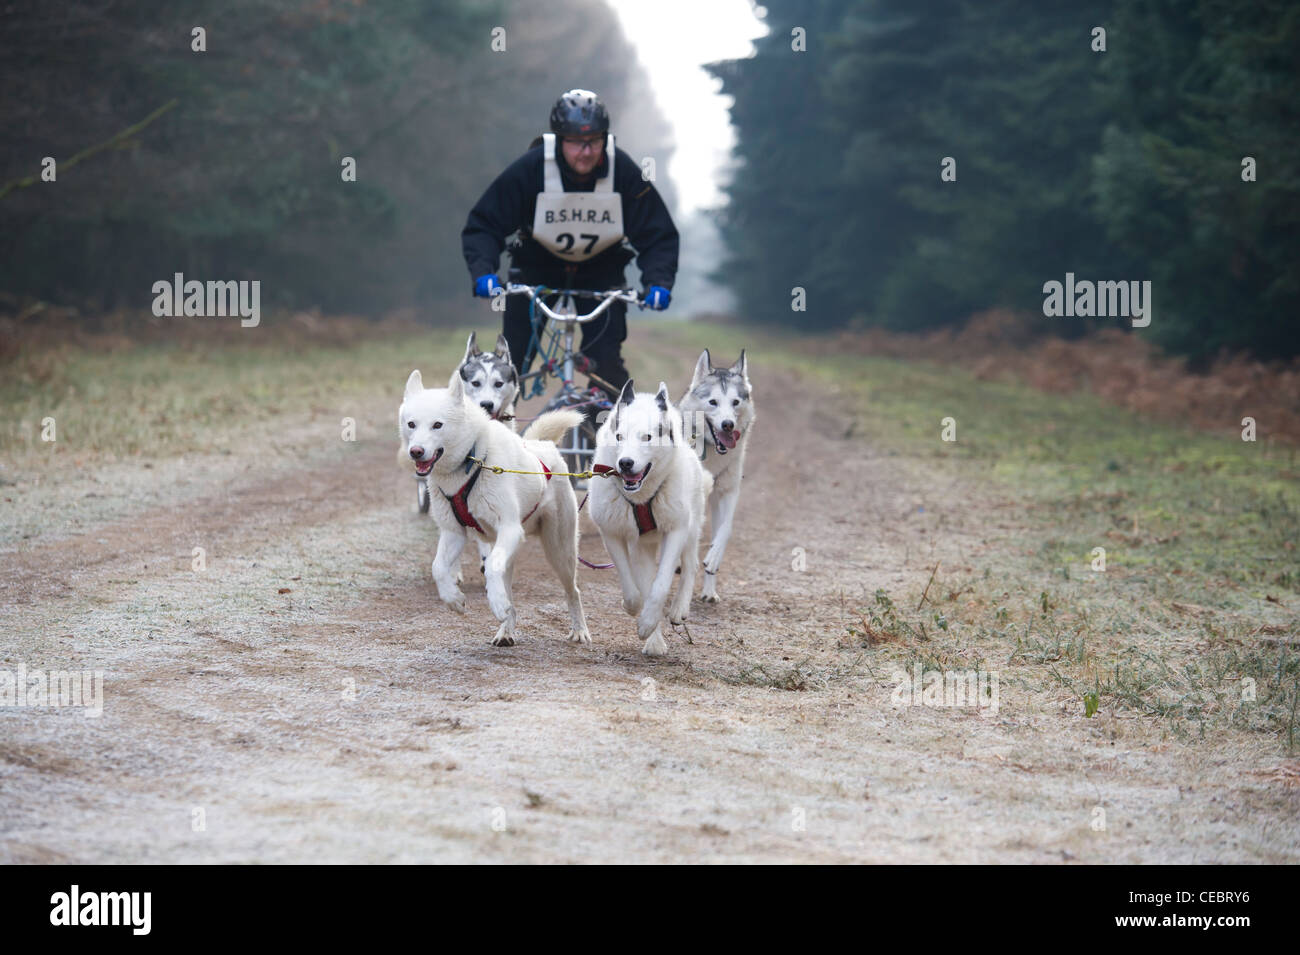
[501,283,641,485]
[415,284,642,511]
[507,283,638,380]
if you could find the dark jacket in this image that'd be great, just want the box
[462,141,679,292]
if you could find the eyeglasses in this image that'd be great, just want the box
[563,137,603,153]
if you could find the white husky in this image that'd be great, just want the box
[399,368,588,648]
[678,349,755,603]
[589,379,713,656]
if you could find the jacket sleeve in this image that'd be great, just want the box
[616,148,679,290]
[461,150,539,282]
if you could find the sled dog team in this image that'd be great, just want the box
[398,334,755,655]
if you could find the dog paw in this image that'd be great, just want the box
[491,620,516,647]
[568,627,591,645]
[669,603,689,626]
[443,593,467,614]
[641,628,667,657]
[623,594,643,616]
[637,609,663,640]
[701,590,720,604]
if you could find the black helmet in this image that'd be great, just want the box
[549,89,609,136]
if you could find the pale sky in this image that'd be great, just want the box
[604,0,768,215]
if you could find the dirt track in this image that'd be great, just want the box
[2,327,1297,863]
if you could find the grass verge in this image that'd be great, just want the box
[649,320,1300,749]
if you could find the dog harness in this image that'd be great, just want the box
[444,447,551,533]
[632,499,657,535]
[592,463,657,535]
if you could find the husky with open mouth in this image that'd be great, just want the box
[417,332,521,514]
[399,367,588,648]
[588,380,713,656]
[678,349,755,603]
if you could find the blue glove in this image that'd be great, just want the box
[643,285,671,310]
[474,274,502,298]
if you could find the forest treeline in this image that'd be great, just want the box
[0,0,673,316]
[708,0,1299,361]
[3,1,1295,362]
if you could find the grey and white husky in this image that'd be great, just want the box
[458,331,520,426]
[678,349,756,603]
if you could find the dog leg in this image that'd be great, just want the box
[541,513,590,644]
[702,488,739,603]
[432,527,467,613]
[485,524,523,646]
[627,539,659,617]
[638,528,688,642]
[671,528,701,625]
[602,533,642,617]
[478,539,491,576]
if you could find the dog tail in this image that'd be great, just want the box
[522,409,585,445]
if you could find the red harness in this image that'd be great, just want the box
[632,501,657,535]
[445,456,550,533]
[592,464,657,536]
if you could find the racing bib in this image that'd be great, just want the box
[531,133,624,262]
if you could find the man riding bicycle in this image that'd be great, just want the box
[461,89,679,409]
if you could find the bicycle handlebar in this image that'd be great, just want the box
[502,283,642,323]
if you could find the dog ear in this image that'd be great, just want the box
[730,349,747,381]
[493,333,513,366]
[447,366,466,400]
[655,381,670,414]
[691,349,711,386]
[617,379,636,407]
[463,332,480,364]
[405,369,424,399]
